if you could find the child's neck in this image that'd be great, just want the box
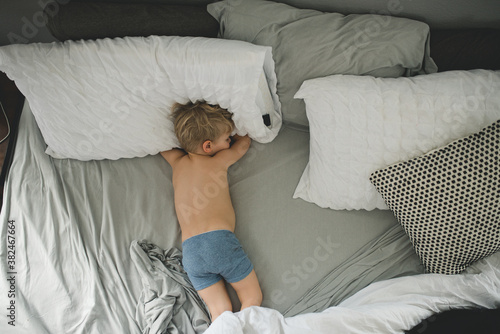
[188,151,213,158]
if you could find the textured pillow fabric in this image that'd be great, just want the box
[208,0,437,127]
[0,36,281,161]
[293,70,500,210]
[370,120,500,275]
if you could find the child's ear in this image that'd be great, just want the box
[202,140,212,153]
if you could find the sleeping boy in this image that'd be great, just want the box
[160,101,262,321]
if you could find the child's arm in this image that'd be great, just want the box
[160,148,186,167]
[215,134,251,168]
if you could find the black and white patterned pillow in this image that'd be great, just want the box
[370,120,500,275]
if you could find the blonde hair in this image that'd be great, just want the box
[171,101,234,153]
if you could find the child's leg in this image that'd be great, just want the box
[230,269,262,310]
[197,280,232,321]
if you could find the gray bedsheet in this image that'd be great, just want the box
[0,102,423,333]
[131,240,210,333]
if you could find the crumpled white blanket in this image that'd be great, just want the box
[206,251,500,334]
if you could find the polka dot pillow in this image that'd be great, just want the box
[370,120,500,275]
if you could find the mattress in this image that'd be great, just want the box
[0,101,427,333]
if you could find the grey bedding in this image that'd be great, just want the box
[131,240,210,333]
[0,102,423,333]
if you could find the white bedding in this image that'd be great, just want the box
[293,70,500,210]
[206,251,500,333]
[0,36,281,160]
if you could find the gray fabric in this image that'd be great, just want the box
[226,124,424,313]
[44,2,219,41]
[1,102,423,333]
[47,0,500,30]
[208,0,438,127]
[0,103,182,333]
[130,240,210,333]
[283,224,423,316]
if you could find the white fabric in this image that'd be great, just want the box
[293,70,500,210]
[0,36,281,160]
[206,251,500,333]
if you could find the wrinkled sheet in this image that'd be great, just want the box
[1,101,472,334]
[207,251,500,333]
[130,241,210,333]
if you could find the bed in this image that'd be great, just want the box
[0,0,499,333]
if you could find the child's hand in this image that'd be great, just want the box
[231,134,251,145]
[217,134,251,167]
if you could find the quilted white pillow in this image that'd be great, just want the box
[293,70,500,210]
[0,36,281,160]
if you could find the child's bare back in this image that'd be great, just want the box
[160,101,261,322]
[162,134,250,241]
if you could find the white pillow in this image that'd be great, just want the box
[0,36,281,160]
[293,70,500,210]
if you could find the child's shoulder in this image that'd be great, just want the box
[160,148,187,166]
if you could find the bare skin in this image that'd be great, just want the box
[161,133,262,321]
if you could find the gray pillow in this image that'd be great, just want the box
[208,0,438,127]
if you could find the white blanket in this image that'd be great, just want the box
[206,251,500,333]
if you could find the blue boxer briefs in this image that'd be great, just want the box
[182,229,254,291]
